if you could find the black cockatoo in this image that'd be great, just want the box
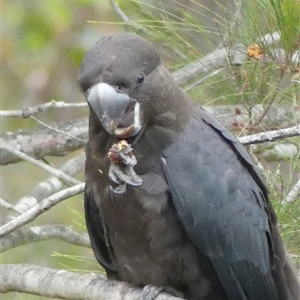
[78,33,300,300]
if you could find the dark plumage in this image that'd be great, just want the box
[79,33,300,300]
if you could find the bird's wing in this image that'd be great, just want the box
[84,185,118,276]
[161,107,279,300]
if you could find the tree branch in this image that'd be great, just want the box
[0,198,23,214]
[172,44,247,85]
[0,100,87,118]
[239,125,300,145]
[1,118,88,165]
[12,152,85,215]
[0,138,82,186]
[1,264,183,300]
[0,225,90,253]
[0,183,85,238]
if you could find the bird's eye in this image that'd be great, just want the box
[137,73,145,85]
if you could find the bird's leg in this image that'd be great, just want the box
[108,163,127,194]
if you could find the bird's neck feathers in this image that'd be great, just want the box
[149,65,193,122]
[145,65,194,148]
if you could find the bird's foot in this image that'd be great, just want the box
[142,285,163,300]
[108,140,143,193]
[109,163,143,187]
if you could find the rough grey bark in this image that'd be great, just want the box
[1,118,87,165]
[1,264,184,300]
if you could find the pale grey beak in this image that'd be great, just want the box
[87,83,142,138]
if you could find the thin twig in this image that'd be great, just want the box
[0,100,87,118]
[12,152,85,215]
[109,0,129,23]
[238,125,300,145]
[109,0,150,34]
[0,183,85,238]
[30,115,86,142]
[0,138,82,186]
[0,199,23,214]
